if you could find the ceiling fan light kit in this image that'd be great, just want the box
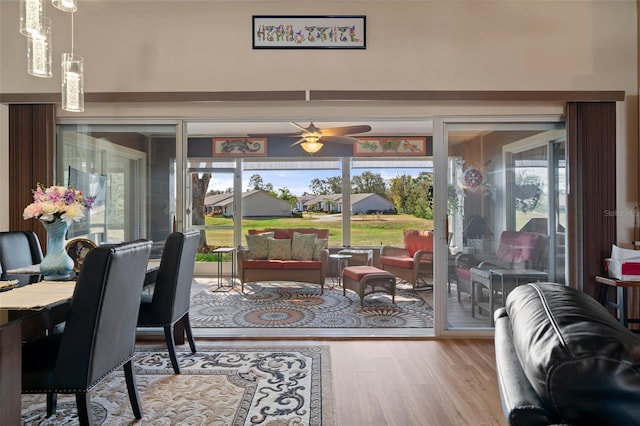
[248,121,372,155]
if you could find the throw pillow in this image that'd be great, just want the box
[291,232,316,261]
[245,232,274,259]
[312,238,327,260]
[268,238,292,260]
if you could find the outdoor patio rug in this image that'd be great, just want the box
[21,344,335,425]
[189,281,434,328]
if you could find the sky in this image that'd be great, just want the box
[208,168,428,196]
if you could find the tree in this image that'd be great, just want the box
[352,171,387,196]
[191,173,211,248]
[388,174,413,213]
[278,187,298,207]
[247,174,264,191]
[309,176,342,195]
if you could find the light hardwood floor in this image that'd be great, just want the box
[193,338,505,426]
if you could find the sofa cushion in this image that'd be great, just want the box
[268,238,292,260]
[245,232,274,259]
[242,259,283,269]
[403,229,433,257]
[291,232,316,261]
[280,260,322,270]
[312,238,327,260]
[380,256,414,269]
[506,282,640,425]
[496,231,545,268]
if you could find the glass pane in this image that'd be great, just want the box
[56,123,178,248]
[446,121,566,330]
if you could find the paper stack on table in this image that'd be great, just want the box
[606,245,640,281]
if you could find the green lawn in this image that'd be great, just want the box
[202,213,433,248]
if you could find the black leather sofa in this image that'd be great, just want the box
[494,282,640,426]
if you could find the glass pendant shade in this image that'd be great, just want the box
[300,140,324,154]
[27,17,52,78]
[61,53,84,112]
[20,0,44,37]
[52,0,77,13]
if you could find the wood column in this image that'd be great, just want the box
[567,102,617,299]
[8,104,55,247]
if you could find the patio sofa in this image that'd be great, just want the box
[237,228,329,293]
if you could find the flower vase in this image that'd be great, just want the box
[39,219,74,280]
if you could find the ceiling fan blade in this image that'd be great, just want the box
[321,125,372,137]
[290,138,306,146]
[322,135,360,144]
[290,122,309,132]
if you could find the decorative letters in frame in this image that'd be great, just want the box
[252,15,366,49]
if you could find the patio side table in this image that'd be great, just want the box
[211,247,236,291]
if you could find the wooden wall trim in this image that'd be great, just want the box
[8,104,55,248]
[567,102,617,299]
[0,90,626,104]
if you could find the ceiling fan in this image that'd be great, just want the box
[249,122,372,154]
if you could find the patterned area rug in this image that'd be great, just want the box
[21,345,335,425]
[190,281,434,328]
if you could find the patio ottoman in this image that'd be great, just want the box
[342,265,397,306]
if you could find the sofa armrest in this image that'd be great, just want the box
[237,247,249,282]
[381,245,409,257]
[494,308,559,426]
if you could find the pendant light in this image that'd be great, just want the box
[20,0,44,37]
[27,17,52,78]
[61,11,84,112]
[52,0,77,13]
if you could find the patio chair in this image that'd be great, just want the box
[380,229,433,289]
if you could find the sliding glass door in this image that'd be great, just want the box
[439,118,566,333]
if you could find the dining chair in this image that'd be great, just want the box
[137,230,200,374]
[0,230,43,270]
[21,239,152,425]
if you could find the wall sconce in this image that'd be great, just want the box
[20,0,44,37]
[27,16,51,78]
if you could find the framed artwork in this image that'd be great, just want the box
[65,238,97,273]
[212,138,267,156]
[354,137,427,156]
[252,15,366,49]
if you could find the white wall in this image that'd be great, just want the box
[0,0,637,240]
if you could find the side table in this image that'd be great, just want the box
[211,247,236,291]
[595,275,640,332]
[471,268,547,326]
[329,253,352,287]
[338,248,373,266]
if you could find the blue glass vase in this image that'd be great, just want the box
[39,218,74,280]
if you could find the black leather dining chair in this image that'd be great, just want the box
[137,230,200,374]
[0,231,43,284]
[21,240,152,425]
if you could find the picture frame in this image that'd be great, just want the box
[252,15,366,49]
[212,137,267,156]
[65,238,97,273]
[354,137,428,156]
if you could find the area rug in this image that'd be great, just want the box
[189,281,433,328]
[21,345,335,425]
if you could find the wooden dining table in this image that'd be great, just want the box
[0,260,161,425]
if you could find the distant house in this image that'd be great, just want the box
[302,193,395,214]
[204,190,292,217]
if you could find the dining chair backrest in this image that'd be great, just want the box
[0,230,43,271]
[149,230,200,323]
[54,239,152,390]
